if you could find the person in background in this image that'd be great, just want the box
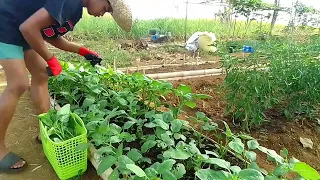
[0,0,132,173]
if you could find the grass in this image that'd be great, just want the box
[55,9,318,68]
[70,9,286,41]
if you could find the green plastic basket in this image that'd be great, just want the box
[39,113,88,180]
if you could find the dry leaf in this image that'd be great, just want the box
[300,137,313,149]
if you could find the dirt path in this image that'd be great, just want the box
[0,80,100,179]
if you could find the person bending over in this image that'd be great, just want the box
[0,0,132,173]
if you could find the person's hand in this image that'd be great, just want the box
[78,47,102,66]
[46,56,62,76]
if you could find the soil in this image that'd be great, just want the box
[166,74,320,176]
[0,73,101,180]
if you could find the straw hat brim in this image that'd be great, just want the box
[108,0,132,32]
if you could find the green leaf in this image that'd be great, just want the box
[118,155,135,174]
[116,97,128,106]
[83,97,95,108]
[222,121,233,138]
[127,149,142,162]
[163,148,191,160]
[172,163,186,179]
[141,140,157,153]
[163,112,174,122]
[57,104,71,116]
[126,164,146,177]
[238,169,264,180]
[273,164,290,177]
[144,122,157,128]
[258,146,284,163]
[196,111,206,119]
[110,136,122,143]
[116,143,123,157]
[205,150,219,157]
[57,104,71,122]
[162,170,177,180]
[247,140,259,150]
[293,162,320,180]
[228,138,244,154]
[154,119,169,130]
[109,168,119,180]
[75,143,91,151]
[171,120,183,133]
[245,151,257,162]
[156,159,176,174]
[194,94,212,99]
[98,100,109,109]
[97,146,114,155]
[38,113,53,127]
[185,101,196,108]
[205,158,231,170]
[195,169,230,180]
[123,121,136,130]
[230,166,241,174]
[145,167,158,178]
[264,175,281,180]
[178,84,192,94]
[145,110,155,119]
[173,133,186,141]
[97,156,117,175]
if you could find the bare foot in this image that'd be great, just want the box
[0,149,26,169]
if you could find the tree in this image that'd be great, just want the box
[270,0,280,35]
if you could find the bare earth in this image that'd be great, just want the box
[0,72,100,180]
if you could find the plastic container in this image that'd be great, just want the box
[242,45,254,53]
[39,113,88,180]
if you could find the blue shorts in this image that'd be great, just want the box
[0,42,24,60]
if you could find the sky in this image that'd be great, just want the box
[124,0,320,25]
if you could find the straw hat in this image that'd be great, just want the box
[108,0,132,32]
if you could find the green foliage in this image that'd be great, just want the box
[47,61,319,179]
[220,36,320,131]
[38,104,82,142]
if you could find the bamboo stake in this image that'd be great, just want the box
[160,73,223,81]
[117,61,218,71]
[146,68,223,79]
[113,59,116,70]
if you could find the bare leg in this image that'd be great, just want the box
[24,50,50,142]
[24,49,50,115]
[0,60,29,169]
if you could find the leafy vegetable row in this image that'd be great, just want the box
[48,62,319,179]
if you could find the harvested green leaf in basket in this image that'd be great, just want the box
[38,104,81,142]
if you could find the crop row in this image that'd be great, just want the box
[46,62,319,179]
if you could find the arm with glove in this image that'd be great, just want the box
[46,37,102,67]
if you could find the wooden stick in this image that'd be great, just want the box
[160,73,223,81]
[113,59,116,70]
[146,68,223,79]
[117,61,218,71]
